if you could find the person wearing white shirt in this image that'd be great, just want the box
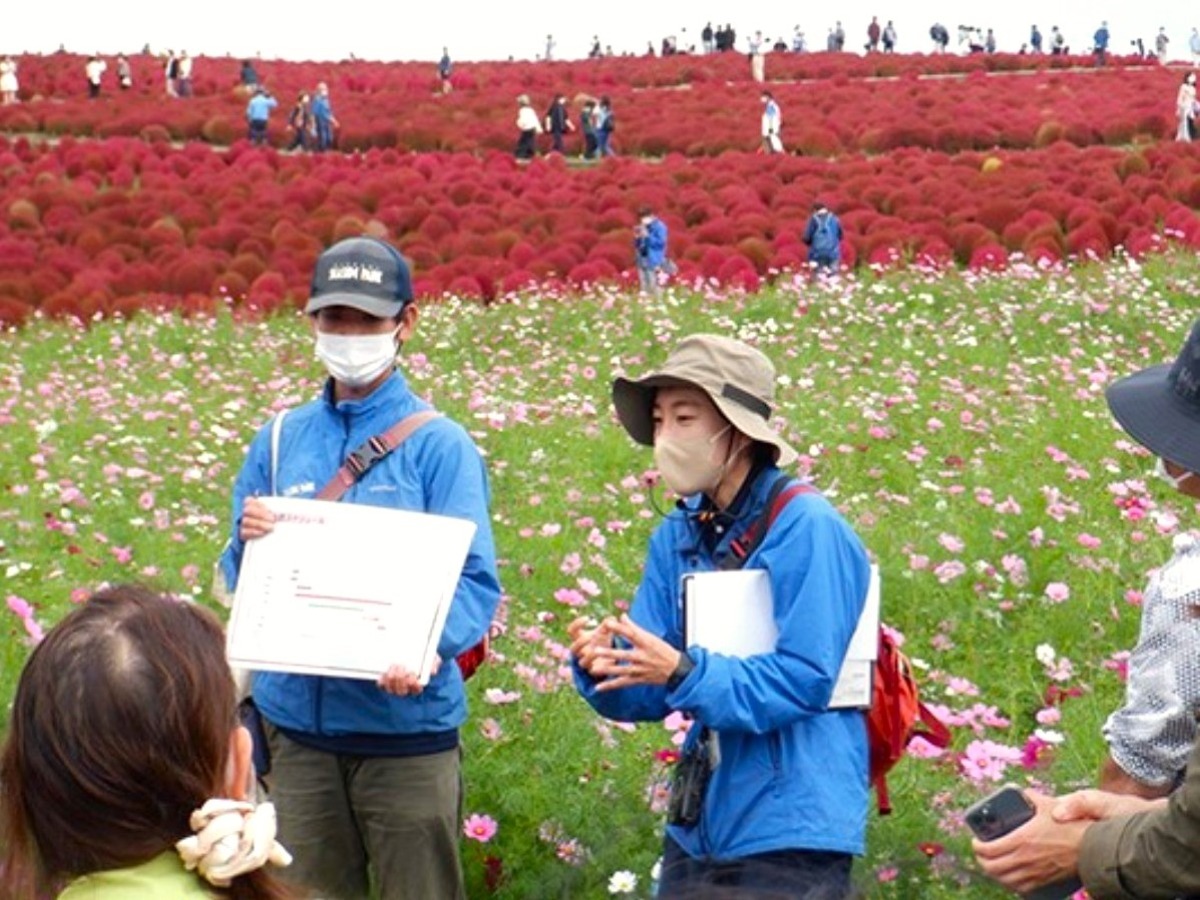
[85,55,106,98]
[514,94,542,159]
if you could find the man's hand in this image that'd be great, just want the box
[239,497,276,541]
[1053,788,1165,823]
[587,614,681,692]
[973,791,1089,895]
[378,657,439,697]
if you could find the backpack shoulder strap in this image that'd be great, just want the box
[316,410,442,502]
[721,474,818,570]
[269,408,289,497]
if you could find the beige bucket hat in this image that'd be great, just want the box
[612,334,797,466]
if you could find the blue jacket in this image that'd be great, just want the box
[574,466,871,860]
[635,217,669,268]
[220,370,501,738]
[804,210,842,263]
[311,94,333,123]
[246,93,277,123]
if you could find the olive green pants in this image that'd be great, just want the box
[265,722,464,900]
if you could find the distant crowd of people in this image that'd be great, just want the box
[551,18,1200,63]
[513,92,615,160]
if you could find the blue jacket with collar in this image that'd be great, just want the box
[574,465,870,859]
[635,217,669,268]
[220,369,501,738]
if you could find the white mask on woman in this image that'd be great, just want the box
[314,329,399,387]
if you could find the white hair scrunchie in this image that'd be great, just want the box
[175,799,293,887]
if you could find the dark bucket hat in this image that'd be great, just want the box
[1106,318,1200,474]
[612,334,798,466]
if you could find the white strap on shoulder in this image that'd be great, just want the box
[270,409,288,497]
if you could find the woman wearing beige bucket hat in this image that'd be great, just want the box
[975,318,1200,899]
[569,334,872,897]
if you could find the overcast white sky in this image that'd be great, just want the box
[7,2,1199,63]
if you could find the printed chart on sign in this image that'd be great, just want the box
[227,497,476,683]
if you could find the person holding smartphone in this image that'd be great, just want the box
[974,318,1200,898]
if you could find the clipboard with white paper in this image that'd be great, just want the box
[227,497,476,685]
[682,565,881,709]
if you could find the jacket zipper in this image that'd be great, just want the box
[314,405,355,736]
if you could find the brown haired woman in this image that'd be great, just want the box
[0,585,296,900]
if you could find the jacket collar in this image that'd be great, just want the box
[320,368,415,419]
[672,462,778,556]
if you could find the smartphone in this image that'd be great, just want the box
[965,786,1085,900]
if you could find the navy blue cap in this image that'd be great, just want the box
[1107,318,1200,474]
[306,236,413,318]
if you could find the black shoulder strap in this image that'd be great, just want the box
[720,475,818,570]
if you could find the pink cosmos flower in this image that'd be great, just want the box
[937,533,965,553]
[463,813,498,843]
[553,588,586,607]
[1043,582,1070,603]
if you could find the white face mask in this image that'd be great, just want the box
[1155,457,1194,490]
[654,425,736,498]
[314,329,399,387]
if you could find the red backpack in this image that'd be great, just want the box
[725,476,951,814]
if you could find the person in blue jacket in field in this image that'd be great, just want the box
[570,334,871,898]
[803,200,843,273]
[634,205,675,297]
[220,236,501,900]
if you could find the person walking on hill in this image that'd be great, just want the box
[164,50,179,97]
[595,96,616,158]
[85,54,106,99]
[544,94,575,153]
[580,98,599,159]
[748,31,766,82]
[312,82,338,152]
[1177,72,1197,142]
[632,207,675,296]
[515,94,541,159]
[760,91,783,153]
[882,21,897,52]
[246,87,278,146]
[0,57,18,105]
[176,51,194,97]
[866,17,881,52]
[1030,24,1043,52]
[437,48,453,94]
[803,201,843,273]
[1093,21,1110,66]
[116,54,132,90]
[287,92,313,151]
[1156,27,1170,60]
[702,22,714,53]
[1191,28,1200,63]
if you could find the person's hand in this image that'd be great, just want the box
[568,616,612,676]
[378,657,439,696]
[239,497,275,541]
[588,614,681,691]
[973,791,1090,895]
[1052,789,1165,823]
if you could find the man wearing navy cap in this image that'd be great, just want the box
[221,236,501,900]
